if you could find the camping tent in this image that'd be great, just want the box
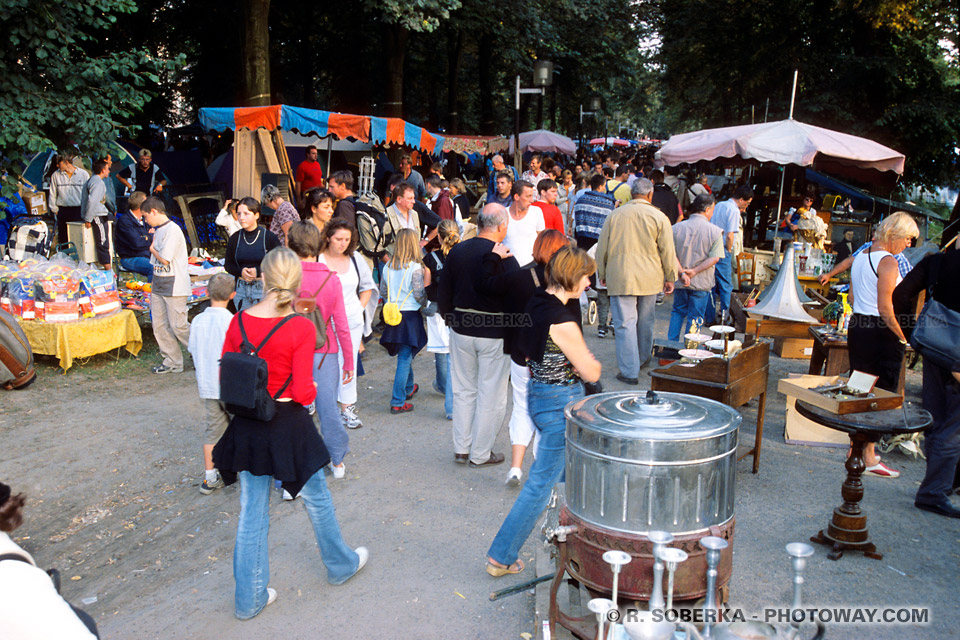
[21,141,137,191]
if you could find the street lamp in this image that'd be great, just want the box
[579,95,601,159]
[515,60,553,172]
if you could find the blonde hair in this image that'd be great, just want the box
[448,178,465,195]
[438,219,461,256]
[389,228,424,270]
[261,247,302,310]
[875,211,919,244]
[545,245,596,292]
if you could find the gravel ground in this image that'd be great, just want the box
[2,298,957,640]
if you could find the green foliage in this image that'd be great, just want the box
[649,0,959,186]
[364,0,462,32]
[0,0,182,197]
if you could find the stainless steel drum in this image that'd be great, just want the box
[565,390,741,534]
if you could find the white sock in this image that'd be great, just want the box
[205,469,219,482]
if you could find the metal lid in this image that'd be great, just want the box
[565,390,740,464]
[567,390,740,441]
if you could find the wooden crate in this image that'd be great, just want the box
[774,337,814,359]
[778,375,902,415]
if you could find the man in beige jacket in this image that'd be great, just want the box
[596,178,679,384]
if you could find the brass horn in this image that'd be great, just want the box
[748,244,819,323]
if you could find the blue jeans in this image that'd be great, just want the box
[708,251,733,324]
[313,353,349,465]
[235,280,264,312]
[487,380,584,567]
[234,470,360,619]
[668,289,711,342]
[434,353,453,417]
[391,344,416,407]
[119,256,153,280]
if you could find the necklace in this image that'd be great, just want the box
[242,228,262,245]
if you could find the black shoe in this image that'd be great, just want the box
[616,373,639,385]
[915,500,960,519]
[469,452,505,467]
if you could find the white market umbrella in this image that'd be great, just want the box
[659,118,905,175]
[509,129,577,156]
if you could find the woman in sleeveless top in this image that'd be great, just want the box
[485,246,601,576]
[213,247,367,619]
[848,212,919,478]
[224,197,281,311]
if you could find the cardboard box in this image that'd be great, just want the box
[780,374,849,448]
[19,188,47,216]
[774,337,814,359]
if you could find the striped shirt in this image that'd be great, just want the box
[573,190,617,243]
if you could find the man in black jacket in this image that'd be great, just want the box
[114,191,153,279]
[649,169,682,225]
[439,204,519,467]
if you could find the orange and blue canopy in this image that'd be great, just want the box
[198,105,445,155]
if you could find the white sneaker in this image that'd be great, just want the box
[266,587,277,606]
[341,404,363,429]
[331,463,345,479]
[355,547,369,572]
[506,467,522,487]
[282,490,295,501]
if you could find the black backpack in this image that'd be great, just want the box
[220,312,294,421]
[352,196,393,260]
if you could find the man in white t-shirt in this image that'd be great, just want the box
[502,180,545,267]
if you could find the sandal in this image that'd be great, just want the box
[486,558,524,577]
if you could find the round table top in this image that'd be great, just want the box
[795,400,932,437]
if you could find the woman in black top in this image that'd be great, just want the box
[492,229,574,487]
[894,247,960,518]
[485,246,601,576]
[224,197,281,311]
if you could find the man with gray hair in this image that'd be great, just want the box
[595,177,679,384]
[487,154,518,199]
[438,204,519,467]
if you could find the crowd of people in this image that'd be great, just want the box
[7,146,958,633]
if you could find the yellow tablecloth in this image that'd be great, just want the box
[17,309,142,371]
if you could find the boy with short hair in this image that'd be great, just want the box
[142,197,191,373]
[188,272,236,494]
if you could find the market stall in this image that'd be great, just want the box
[1,256,141,371]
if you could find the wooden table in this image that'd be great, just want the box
[795,400,931,561]
[807,326,850,376]
[650,338,769,473]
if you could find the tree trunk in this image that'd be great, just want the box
[242,0,271,106]
[382,24,408,118]
[446,30,464,134]
[478,33,495,135]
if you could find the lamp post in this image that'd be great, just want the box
[515,61,553,174]
[579,95,601,161]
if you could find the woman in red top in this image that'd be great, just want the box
[213,247,367,620]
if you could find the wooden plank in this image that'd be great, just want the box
[175,195,200,248]
[257,129,282,174]
[233,129,258,199]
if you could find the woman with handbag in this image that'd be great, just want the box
[424,220,461,420]
[894,246,960,518]
[848,211,919,478]
[380,228,429,414]
[224,197,281,311]
[485,246,601,576]
[319,220,377,430]
[213,247,367,620]
[288,222,354,480]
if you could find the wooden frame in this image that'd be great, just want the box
[175,192,225,249]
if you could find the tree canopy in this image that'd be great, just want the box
[0,0,181,195]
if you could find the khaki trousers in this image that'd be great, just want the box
[151,295,190,368]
